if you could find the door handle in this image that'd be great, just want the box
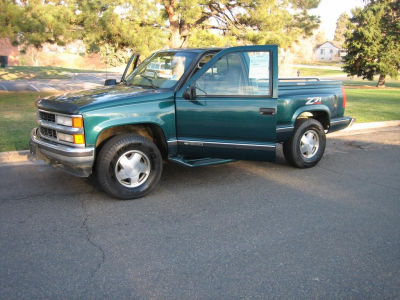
[259,108,275,115]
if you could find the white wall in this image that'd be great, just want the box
[314,42,341,61]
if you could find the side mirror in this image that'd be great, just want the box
[183,85,196,100]
[104,79,117,86]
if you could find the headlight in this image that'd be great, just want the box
[57,132,74,143]
[56,115,83,128]
[56,115,72,126]
[58,132,85,145]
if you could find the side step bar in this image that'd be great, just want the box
[169,157,236,167]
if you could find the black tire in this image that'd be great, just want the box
[96,134,163,200]
[283,119,326,168]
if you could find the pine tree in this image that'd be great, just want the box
[333,13,349,46]
[1,0,322,65]
[343,0,399,87]
[160,0,321,48]
[72,0,167,61]
[0,0,75,50]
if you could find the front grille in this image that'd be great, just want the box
[40,127,57,139]
[39,111,55,123]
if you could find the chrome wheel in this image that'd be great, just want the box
[300,129,320,159]
[115,150,151,188]
[283,119,326,168]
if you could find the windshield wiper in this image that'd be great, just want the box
[139,74,157,89]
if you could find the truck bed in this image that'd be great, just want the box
[276,77,346,138]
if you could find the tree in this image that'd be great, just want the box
[343,0,400,87]
[333,13,349,46]
[0,0,75,50]
[159,0,321,48]
[1,0,322,66]
[0,0,166,64]
[72,0,167,61]
[73,0,322,61]
[0,1,22,42]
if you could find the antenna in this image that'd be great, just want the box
[105,52,109,80]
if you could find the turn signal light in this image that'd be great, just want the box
[341,86,347,108]
[35,96,41,108]
[73,134,85,144]
[72,117,83,128]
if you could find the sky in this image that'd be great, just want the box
[310,0,365,40]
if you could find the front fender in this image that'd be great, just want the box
[82,100,176,146]
[92,118,166,143]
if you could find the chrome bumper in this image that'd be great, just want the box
[328,117,355,133]
[29,128,95,177]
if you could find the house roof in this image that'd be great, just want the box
[314,41,343,50]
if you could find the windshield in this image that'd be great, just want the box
[125,51,197,89]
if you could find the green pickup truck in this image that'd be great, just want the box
[30,45,353,199]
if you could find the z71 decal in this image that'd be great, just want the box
[306,97,322,105]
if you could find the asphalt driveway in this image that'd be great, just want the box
[0,73,120,92]
[0,126,399,299]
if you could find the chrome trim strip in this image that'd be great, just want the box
[38,109,82,119]
[38,127,85,148]
[38,129,57,143]
[177,139,275,150]
[276,126,294,133]
[32,129,94,157]
[167,139,178,146]
[37,109,85,148]
[327,117,354,133]
[38,120,84,134]
[182,141,203,146]
[330,118,351,125]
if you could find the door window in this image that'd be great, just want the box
[195,51,271,97]
[195,53,243,96]
[194,53,216,74]
[243,51,271,96]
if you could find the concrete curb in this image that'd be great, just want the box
[344,120,400,131]
[0,150,31,165]
[329,120,400,137]
[0,120,399,165]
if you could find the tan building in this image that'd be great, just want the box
[0,38,19,65]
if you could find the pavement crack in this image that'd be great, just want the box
[81,197,106,279]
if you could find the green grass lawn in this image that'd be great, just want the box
[296,67,345,77]
[344,78,400,89]
[0,86,399,152]
[0,91,55,151]
[296,61,343,68]
[344,87,400,123]
[0,66,105,80]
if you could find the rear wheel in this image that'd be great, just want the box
[96,134,162,199]
[283,119,326,168]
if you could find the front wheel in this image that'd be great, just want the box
[96,134,163,200]
[283,119,326,168]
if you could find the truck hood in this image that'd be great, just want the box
[38,85,166,114]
